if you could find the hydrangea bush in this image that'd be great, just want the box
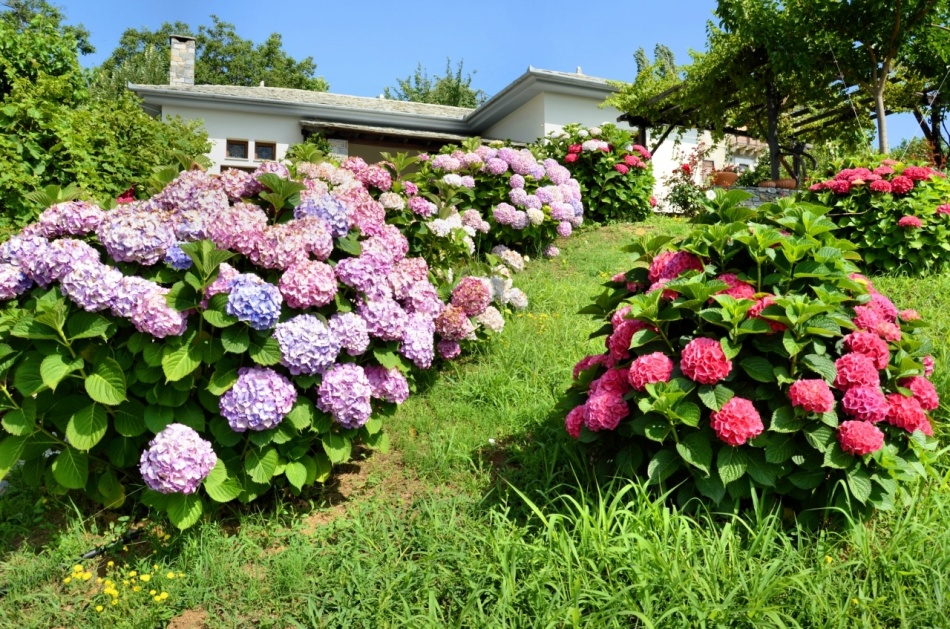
[800,158,950,275]
[565,198,940,514]
[536,123,656,222]
[394,139,584,260]
[0,162,518,529]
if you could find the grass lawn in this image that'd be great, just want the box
[1,216,948,628]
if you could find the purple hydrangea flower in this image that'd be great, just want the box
[295,192,350,238]
[431,155,461,172]
[329,311,370,356]
[437,340,462,360]
[400,312,435,369]
[509,174,526,189]
[408,196,437,217]
[451,277,492,317]
[557,221,573,238]
[359,297,408,341]
[274,314,341,375]
[59,261,123,312]
[388,258,429,300]
[402,280,444,318]
[37,201,105,238]
[164,244,193,270]
[317,363,373,429]
[485,158,509,175]
[202,262,239,307]
[510,211,529,230]
[493,203,518,226]
[219,366,297,432]
[97,203,176,265]
[139,423,217,494]
[543,245,560,258]
[226,274,283,330]
[279,260,337,309]
[509,188,529,207]
[0,263,32,300]
[364,366,410,404]
[460,175,476,189]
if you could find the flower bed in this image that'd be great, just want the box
[565,200,939,513]
[801,159,950,275]
[0,162,523,528]
[537,123,656,222]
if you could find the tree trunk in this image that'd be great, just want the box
[766,81,781,180]
[875,85,888,154]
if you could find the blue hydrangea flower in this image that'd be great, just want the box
[226,274,283,330]
[219,366,297,432]
[164,243,193,270]
[295,193,350,238]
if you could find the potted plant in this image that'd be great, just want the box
[711,163,740,187]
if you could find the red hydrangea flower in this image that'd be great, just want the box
[809,182,827,192]
[565,153,578,164]
[899,309,920,321]
[868,292,898,321]
[573,354,607,379]
[648,250,704,283]
[937,204,950,215]
[716,273,755,300]
[748,295,786,332]
[648,278,678,301]
[788,379,835,414]
[884,393,929,433]
[590,367,631,397]
[902,165,933,181]
[610,305,632,327]
[843,331,890,370]
[584,391,629,431]
[606,319,650,361]
[710,397,764,446]
[680,337,732,384]
[890,176,914,195]
[899,376,940,411]
[898,215,922,228]
[841,386,888,422]
[923,355,935,376]
[627,352,674,391]
[838,420,885,456]
[833,353,880,391]
[827,179,851,194]
[873,165,894,176]
[567,144,582,154]
[565,404,586,438]
[614,163,630,175]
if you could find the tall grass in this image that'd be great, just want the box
[1,216,948,628]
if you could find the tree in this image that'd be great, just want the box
[901,12,950,166]
[92,15,329,99]
[1,0,93,54]
[800,0,943,153]
[383,59,486,108]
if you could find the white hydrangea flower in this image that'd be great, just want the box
[526,208,545,226]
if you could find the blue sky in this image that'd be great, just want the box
[57,0,921,145]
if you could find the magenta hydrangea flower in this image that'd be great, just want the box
[841,386,888,422]
[627,352,674,391]
[843,331,890,370]
[838,420,885,456]
[788,379,835,414]
[834,353,880,392]
[437,339,462,359]
[884,392,930,433]
[584,391,629,431]
[317,363,373,429]
[219,366,297,432]
[710,397,763,446]
[565,404,586,439]
[451,277,492,317]
[573,354,607,379]
[898,215,922,228]
[279,260,337,309]
[648,250,704,283]
[680,337,732,384]
[139,423,217,494]
[898,376,940,411]
[274,314,340,375]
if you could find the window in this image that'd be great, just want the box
[702,159,716,175]
[226,139,248,160]
[255,142,277,161]
[223,165,255,174]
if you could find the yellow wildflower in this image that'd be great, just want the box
[111,600,118,606]
[160,592,169,600]
[106,561,114,568]
[824,555,833,564]
[81,572,92,580]
[96,577,103,584]
[122,546,128,552]
[139,574,151,582]
[153,596,162,603]
[149,589,157,596]
[128,571,137,577]
[166,572,175,579]
[133,586,141,592]
[73,565,83,572]
[95,605,103,613]
[177,573,184,578]
[153,564,159,571]
[62,577,71,584]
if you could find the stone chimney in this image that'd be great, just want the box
[169,35,196,86]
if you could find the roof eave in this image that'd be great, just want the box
[129,84,471,134]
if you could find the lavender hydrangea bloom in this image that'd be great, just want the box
[510,211,529,230]
[274,314,341,375]
[295,192,350,238]
[329,311,370,356]
[202,262,239,307]
[139,423,217,494]
[435,305,476,341]
[431,155,461,172]
[59,261,123,312]
[219,366,297,432]
[97,203,176,265]
[402,280,444,318]
[206,202,268,254]
[557,221,573,238]
[493,203,518,226]
[400,312,435,368]
[388,258,429,300]
[485,158,508,175]
[524,195,542,210]
[37,201,105,238]
[543,245,560,258]
[437,340,462,360]
[359,297,408,341]
[509,174,526,189]
[226,274,283,330]
[550,202,574,222]
[317,363,373,429]
[336,255,391,296]
[131,288,189,338]
[364,366,410,404]
[0,263,32,300]
[509,188,529,207]
[164,244,193,270]
[408,196,436,217]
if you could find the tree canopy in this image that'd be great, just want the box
[383,59,487,108]
[92,15,329,99]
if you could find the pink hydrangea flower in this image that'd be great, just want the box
[890,176,914,195]
[715,273,755,300]
[843,331,890,370]
[899,376,940,411]
[606,319,650,361]
[834,353,880,391]
[748,295,786,332]
[710,397,763,446]
[573,354,608,379]
[898,215,922,228]
[838,420,885,456]
[788,379,835,414]
[565,404,586,438]
[899,309,920,321]
[584,391,629,431]
[590,367,631,397]
[648,250,704,283]
[937,204,950,215]
[884,393,929,433]
[869,179,892,193]
[841,386,888,422]
[680,337,732,384]
[627,352,674,391]
[923,355,935,376]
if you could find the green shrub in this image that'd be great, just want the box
[536,123,656,222]
[564,197,940,515]
[799,158,950,275]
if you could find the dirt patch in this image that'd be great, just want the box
[167,607,208,629]
[300,447,429,534]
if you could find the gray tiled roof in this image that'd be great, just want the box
[133,84,474,119]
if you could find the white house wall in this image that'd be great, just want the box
[484,94,546,144]
[539,93,633,141]
[161,105,303,173]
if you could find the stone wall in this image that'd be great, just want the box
[169,36,196,87]
[734,185,796,207]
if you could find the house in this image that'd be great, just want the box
[132,36,765,200]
